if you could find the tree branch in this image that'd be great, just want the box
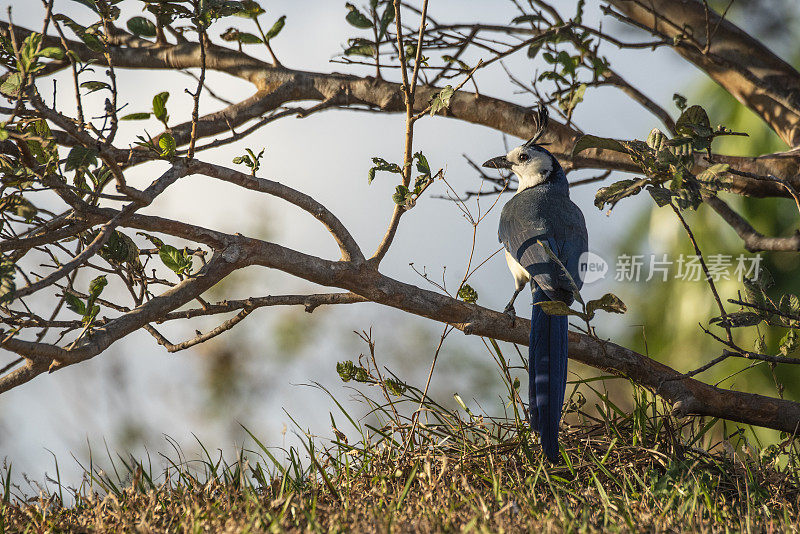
[605,0,800,147]
[705,195,800,252]
[185,159,364,263]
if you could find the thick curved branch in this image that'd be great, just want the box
[606,0,800,147]
[244,243,800,434]
[2,201,799,432]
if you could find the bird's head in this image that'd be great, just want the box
[481,104,564,193]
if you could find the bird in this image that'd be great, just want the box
[482,105,588,462]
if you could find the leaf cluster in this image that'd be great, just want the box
[232,147,265,175]
[342,1,395,57]
[574,104,745,212]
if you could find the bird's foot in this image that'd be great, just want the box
[503,306,517,327]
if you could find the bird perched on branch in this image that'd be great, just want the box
[482,105,588,462]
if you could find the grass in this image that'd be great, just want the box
[2,339,800,532]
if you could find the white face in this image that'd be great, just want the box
[506,145,553,192]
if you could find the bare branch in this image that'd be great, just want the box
[705,195,800,252]
[145,309,252,352]
[186,159,365,263]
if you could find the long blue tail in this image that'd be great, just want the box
[530,286,568,462]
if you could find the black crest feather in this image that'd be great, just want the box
[523,103,549,147]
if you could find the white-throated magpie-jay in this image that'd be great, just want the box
[482,105,588,462]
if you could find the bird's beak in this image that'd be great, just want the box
[482,155,513,170]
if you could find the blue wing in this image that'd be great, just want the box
[498,190,587,303]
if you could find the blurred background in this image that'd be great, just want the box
[1,0,799,489]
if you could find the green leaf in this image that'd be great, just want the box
[23,119,58,166]
[743,277,767,314]
[367,157,402,184]
[344,38,375,57]
[696,163,730,187]
[120,112,151,121]
[442,54,470,71]
[559,83,586,114]
[429,85,454,116]
[264,15,286,40]
[136,232,165,248]
[754,334,767,354]
[535,300,586,320]
[0,255,15,303]
[19,33,43,72]
[594,179,644,210]
[779,329,799,357]
[586,293,627,318]
[79,32,105,53]
[512,14,545,24]
[80,80,111,94]
[675,105,711,138]
[336,360,355,382]
[646,128,668,151]
[345,3,373,29]
[199,0,247,25]
[88,275,108,299]
[65,146,98,171]
[336,360,368,383]
[38,46,65,59]
[710,311,763,328]
[221,28,263,43]
[152,91,170,123]
[647,186,673,207]
[236,32,263,44]
[100,231,139,265]
[159,245,193,275]
[385,378,406,396]
[158,133,176,158]
[527,38,544,59]
[785,294,800,315]
[673,93,687,111]
[392,184,410,205]
[0,196,37,221]
[673,186,702,211]
[572,134,628,157]
[414,152,430,176]
[0,72,24,98]
[235,0,265,18]
[0,128,7,141]
[127,16,158,38]
[457,284,478,304]
[378,2,395,40]
[575,0,586,24]
[84,304,100,322]
[64,292,86,315]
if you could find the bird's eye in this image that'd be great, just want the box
[518,153,529,162]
